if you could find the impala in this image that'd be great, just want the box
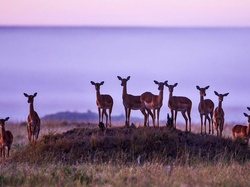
[24,92,41,142]
[117,76,152,127]
[90,81,113,127]
[0,117,13,159]
[196,86,214,135]
[140,80,168,127]
[213,91,229,137]
[165,83,192,132]
[232,112,250,143]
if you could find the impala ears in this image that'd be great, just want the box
[4,117,9,122]
[23,93,29,97]
[224,93,229,96]
[196,86,200,90]
[214,91,219,96]
[247,107,250,111]
[205,86,210,89]
[244,113,249,117]
[154,80,159,84]
[100,81,104,85]
[173,83,178,87]
[117,76,122,80]
[90,81,95,85]
[127,76,130,80]
[34,92,37,97]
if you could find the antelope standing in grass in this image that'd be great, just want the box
[117,76,152,127]
[91,81,113,127]
[0,117,13,159]
[24,92,41,142]
[165,83,192,132]
[140,80,168,127]
[213,91,229,137]
[196,86,214,135]
[232,112,250,143]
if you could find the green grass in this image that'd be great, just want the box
[1,121,250,186]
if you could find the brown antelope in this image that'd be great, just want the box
[196,86,214,135]
[232,112,250,143]
[0,117,13,159]
[117,76,152,127]
[165,83,192,132]
[24,92,41,142]
[140,80,168,127]
[213,91,229,137]
[90,81,113,127]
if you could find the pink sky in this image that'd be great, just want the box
[1,0,250,27]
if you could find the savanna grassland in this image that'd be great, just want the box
[1,121,250,187]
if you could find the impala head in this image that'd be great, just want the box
[117,76,130,86]
[243,113,250,123]
[0,117,9,129]
[90,81,104,91]
[23,92,37,103]
[214,91,229,102]
[154,80,168,90]
[165,82,178,93]
[196,85,210,97]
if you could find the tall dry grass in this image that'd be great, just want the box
[1,120,249,186]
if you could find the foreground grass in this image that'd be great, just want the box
[2,121,250,186]
[1,161,250,187]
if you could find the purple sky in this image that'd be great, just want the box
[1,1,250,27]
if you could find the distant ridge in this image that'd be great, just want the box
[42,110,142,123]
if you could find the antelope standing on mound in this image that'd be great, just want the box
[165,83,192,132]
[196,86,214,135]
[117,76,152,127]
[140,80,168,127]
[0,117,13,159]
[213,91,229,137]
[232,112,250,143]
[90,81,113,127]
[24,92,41,142]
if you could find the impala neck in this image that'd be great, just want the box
[29,102,35,115]
[200,95,205,107]
[218,100,223,110]
[96,89,101,101]
[158,89,164,103]
[122,83,127,99]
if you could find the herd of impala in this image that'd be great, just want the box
[0,76,249,160]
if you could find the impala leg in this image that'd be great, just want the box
[174,111,178,129]
[181,111,188,132]
[206,115,211,134]
[211,113,214,135]
[98,108,101,123]
[200,114,203,134]
[152,110,156,127]
[124,107,128,126]
[157,108,161,127]
[127,108,131,126]
[187,110,191,132]
[140,109,147,127]
[109,108,112,127]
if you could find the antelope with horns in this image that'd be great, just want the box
[213,91,229,137]
[24,92,41,142]
[0,117,13,159]
[91,81,113,127]
[232,112,250,143]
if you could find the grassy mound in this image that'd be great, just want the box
[10,125,250,165]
